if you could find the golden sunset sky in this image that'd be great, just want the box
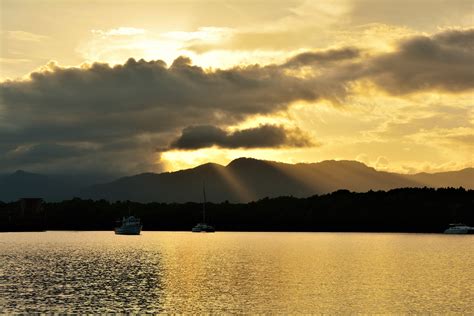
[0,0,473,175]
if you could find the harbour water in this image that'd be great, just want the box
[0,232,473,313]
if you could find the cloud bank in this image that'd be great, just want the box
[284,47,361,68]
[168,124,313,150]
[364,28,474,94]
[0,28,472,174]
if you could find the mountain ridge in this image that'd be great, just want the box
[80,158,474,203]
[1,158,472,202]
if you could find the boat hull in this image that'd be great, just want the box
[192,223,215,233]
[115,225,142,235]
[192,228,215,233]
[444,229,474,234]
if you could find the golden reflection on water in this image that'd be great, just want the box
[0,232,473,313]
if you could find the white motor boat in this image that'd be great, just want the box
[444,223,474,234]
[192,222,215,233]
[115,215,142,235]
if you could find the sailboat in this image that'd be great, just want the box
[192,182,215,233]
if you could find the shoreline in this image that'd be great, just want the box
[2,229,472,234]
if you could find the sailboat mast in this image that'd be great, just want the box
[202,182,206,223]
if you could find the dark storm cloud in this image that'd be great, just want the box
[1,56,321,119]
[0,55,330,146]
[363,28,474,94]
[168,124,313,150]
[284,47,360,68]
[0,28,472,174]
[1,143,86,165]
[433,29,474,49]
[0,55,330,174]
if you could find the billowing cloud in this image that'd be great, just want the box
[363,28,474,94]
[168,124,313,150]
[0,55,329,127]
[1,28,472,175]
[0,53,330,174]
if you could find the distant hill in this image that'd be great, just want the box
[1,159,472,202]
[79,158,474,203]
[0,171,112,202]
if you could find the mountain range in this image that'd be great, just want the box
[2,158,471,203]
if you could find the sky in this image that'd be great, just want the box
[0,0,473,176]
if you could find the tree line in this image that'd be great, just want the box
[0,187,472,232]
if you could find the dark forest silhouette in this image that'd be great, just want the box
[1,187,472,232]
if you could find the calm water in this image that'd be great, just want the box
[0,232,473,313]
